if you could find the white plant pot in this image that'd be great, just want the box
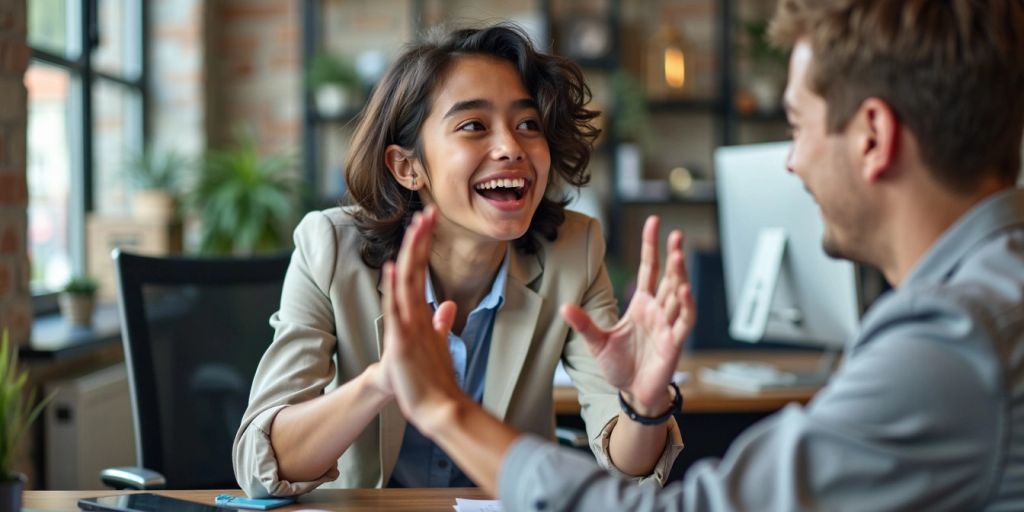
[59,293,96,327]
[315,85,352,117]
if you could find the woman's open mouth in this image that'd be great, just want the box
[473,177,530,210]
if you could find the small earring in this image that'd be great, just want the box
[411,174,418,188]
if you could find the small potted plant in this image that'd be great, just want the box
[306,51,362,117]
[59,276,98,327]
[124,146,190,221]
[0,329,51,512]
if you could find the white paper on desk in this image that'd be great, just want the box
[454,497,503,512]
[554,363,688,387]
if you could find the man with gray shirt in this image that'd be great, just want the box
[380,0,1024,510]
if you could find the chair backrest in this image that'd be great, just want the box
[113,250,290,489]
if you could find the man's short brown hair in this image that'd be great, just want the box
[770,0,1024,191]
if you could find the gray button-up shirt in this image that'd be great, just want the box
[499,188,1024,511]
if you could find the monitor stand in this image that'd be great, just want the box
[699,349,840,392]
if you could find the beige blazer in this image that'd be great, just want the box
[233,207,681,497]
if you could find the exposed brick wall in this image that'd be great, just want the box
[151,0,207,159]
[205,0,301,154]
[0,0,30,346]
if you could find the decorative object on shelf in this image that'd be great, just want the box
[307,51,361,117]
[355,50,388,87]
[59,276,98,327]
[560,16,613,61]
[669,165,716,200]
[190,131,302,255]
[741,19,789,113]
[646,22,689,100]
[124,146,190,221]
[611,71,653,199]
[0,329,52,512]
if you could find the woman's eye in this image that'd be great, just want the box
[517,119,541,131]
[459,121,485,132]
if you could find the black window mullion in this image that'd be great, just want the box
[29,48,82,71]
[80,0,96,215]
[92,70,143,90]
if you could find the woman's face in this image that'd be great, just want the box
[415,54,551,245]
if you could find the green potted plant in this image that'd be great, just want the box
[124,146,191,221]
[307,51,362,117]
[59,276,98,327]
[190,132,302,255]
[741,19,789,112]
[0,329,51,511]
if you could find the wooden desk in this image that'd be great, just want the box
[554,350,827,415]
[25,488,489,511]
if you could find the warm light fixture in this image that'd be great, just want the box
[647,22,689,99]
[664,46,685,89]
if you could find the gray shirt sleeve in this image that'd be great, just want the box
[499,295,1003,512]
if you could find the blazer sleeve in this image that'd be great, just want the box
[559,216,683,486]
[232,211,342,497]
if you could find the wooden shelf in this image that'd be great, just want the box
[738,109,787,123]
[647,98,724,114]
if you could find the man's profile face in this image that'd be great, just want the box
[782,40,874,264]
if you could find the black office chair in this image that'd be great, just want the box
[101,249,290,490]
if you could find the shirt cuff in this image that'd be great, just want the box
[499,435,607,512]
[236,405,339,497]
[591,415,684,486]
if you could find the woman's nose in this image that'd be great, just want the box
[491,128,525,161]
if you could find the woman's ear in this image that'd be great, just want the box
[384,144,421,190]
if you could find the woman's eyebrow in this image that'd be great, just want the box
[443,98,539,119]
[444,99,491,119]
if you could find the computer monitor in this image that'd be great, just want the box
[706,142,861,390]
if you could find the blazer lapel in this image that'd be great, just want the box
[374,287,404,487]
[483,248,543,419]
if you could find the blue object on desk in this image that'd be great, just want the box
[214,495,295,510]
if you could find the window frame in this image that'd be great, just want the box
[28,0,148,312]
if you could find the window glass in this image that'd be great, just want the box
[93,79,143,215]
[94,0,143,78]
[28,0,79,59]
[25,63,76,292]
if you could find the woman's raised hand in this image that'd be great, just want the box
[561,216,695,415]
[379,207,465,431]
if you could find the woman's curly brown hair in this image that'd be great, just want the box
[344,23,601,269]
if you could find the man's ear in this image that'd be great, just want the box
[384,144,421,190]
[856,98,900,183]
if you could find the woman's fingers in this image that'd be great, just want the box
[635,216,661,295]
[395,207,436,321]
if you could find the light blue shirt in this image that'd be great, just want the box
[388,254,509,488]
[500,188,1024,511]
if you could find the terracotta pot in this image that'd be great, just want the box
[59,293,95,327]
[0,473,24,512]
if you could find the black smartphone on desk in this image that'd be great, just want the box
[78,493,238,512]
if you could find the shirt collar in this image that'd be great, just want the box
[902,187,1024,286]
[425,248,510,314]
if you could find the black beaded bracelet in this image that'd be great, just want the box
[618,382,683,425]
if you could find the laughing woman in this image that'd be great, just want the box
[233,23,691,497]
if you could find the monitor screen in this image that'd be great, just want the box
[715,142,860,350]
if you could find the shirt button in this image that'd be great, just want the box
[437,459,448,469]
